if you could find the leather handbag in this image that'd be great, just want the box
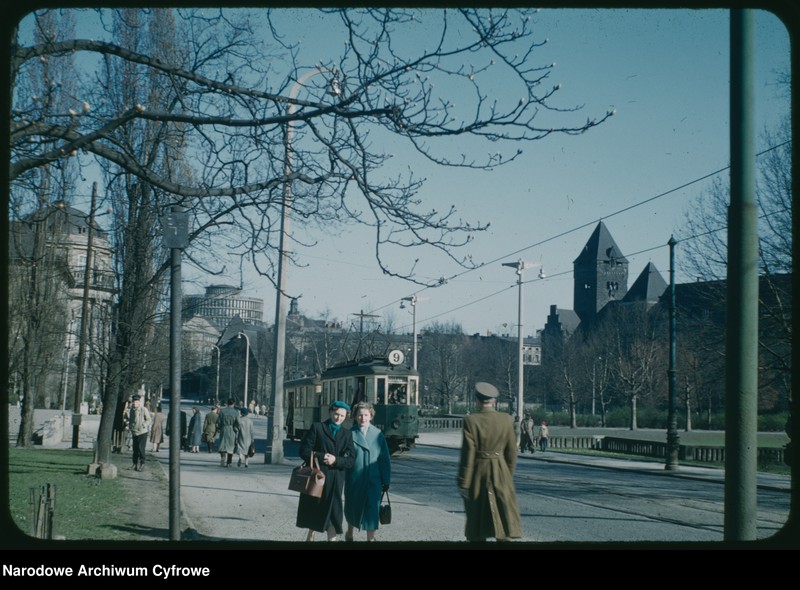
[379,490,392,525]
[247,444,255,458]
[288,452,325,498]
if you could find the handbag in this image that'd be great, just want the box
[288,452,325,498]
[379,490,392,525]
[247,443,255,457]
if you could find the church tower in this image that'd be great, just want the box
[573,221,629,323]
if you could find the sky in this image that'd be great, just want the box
[18,7,791,339]
[223,7,790,338]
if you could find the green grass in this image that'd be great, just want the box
[7,448,131,541]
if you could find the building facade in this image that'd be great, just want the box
[183,284,264,329]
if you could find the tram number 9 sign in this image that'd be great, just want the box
[388,349,405,366]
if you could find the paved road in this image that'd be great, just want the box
[145,405,792,545]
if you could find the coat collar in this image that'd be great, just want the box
[351,423,377,447]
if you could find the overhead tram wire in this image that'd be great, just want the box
[350,139,793,329]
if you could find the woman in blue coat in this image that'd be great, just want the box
[296,401,355,542]
[344,402,391,542]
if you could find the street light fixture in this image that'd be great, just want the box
[237,332,250,408]
[501,258,543,425]
[267,66,340,465]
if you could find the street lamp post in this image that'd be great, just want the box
[665,235,680,471]
[211,344,220,405]
[400,296,421,371]
[501,259,543,423]
[266,66,340,465]
[238,332,250,408]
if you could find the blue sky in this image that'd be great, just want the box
[227,7,790,338]
[18,8,790,339]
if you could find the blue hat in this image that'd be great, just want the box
[240,407,249,415]
[330,400,350,412]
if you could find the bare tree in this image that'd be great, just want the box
[418,321,467,413]
[10,7,613,454]
[604,304,667,431]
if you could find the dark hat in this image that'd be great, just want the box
[474,382,499,401]
[330,400,351,412]
[132,394,141,401]
[240,407,249,415]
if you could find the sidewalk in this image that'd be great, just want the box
[141,429,789,543]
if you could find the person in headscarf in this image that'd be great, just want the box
[296,400,355,542]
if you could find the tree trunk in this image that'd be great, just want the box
[685,394,692,432]
[630,395,638,431]
[570,393,577,428]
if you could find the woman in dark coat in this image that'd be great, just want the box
[296,401,355,542]
[188,407,203,453]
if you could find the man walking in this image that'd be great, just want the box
[457,382,522,542]
[128,394,151,471]
[218,399,240,468]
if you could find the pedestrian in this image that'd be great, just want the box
[112,399,129,454]
[539,420,550,452]
[218,398,240,468]
[166,408,188,451]
[296,400,355,542]
[235,407,255,467]
[457,382,522,542]
[150,404,165,452]
[344,402,391,542]
[128,394,152,472]
[188,407,203,453]
[203,405,220,453]
[520,413,535,454]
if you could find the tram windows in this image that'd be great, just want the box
[388,383,407,404]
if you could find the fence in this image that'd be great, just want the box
[419,417,786,467]
[30,483,56,540]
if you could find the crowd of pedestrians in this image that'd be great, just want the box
[116,382,527,543]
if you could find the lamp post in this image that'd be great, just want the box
[501,259,543,422]
[400,295,424,371]
[665,235,680,471]
[211,344,220,405]
[237,332,250,408]
[61,315,75,414]
[266,66,341,465]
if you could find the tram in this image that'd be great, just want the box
[284,353,420,454]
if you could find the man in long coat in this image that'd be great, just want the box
[217,399,240,467]
[203,405,220,453]
[457,382,523,542]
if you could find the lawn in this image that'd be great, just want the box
[7,448,136,541]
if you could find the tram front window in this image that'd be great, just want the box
[388,384,407,404]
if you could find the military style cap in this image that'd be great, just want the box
[474,382,499,401]
[132,394,141,401]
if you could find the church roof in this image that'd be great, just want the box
[623,262,667,303]
[573,221,629,266]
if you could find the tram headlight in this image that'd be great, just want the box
[392,420,400,430]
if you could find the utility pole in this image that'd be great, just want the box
[725,9,758,541]
[162,204,189,541]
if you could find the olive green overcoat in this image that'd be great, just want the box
[457,406,522,541]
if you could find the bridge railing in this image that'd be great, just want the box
[419,417,786,467]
